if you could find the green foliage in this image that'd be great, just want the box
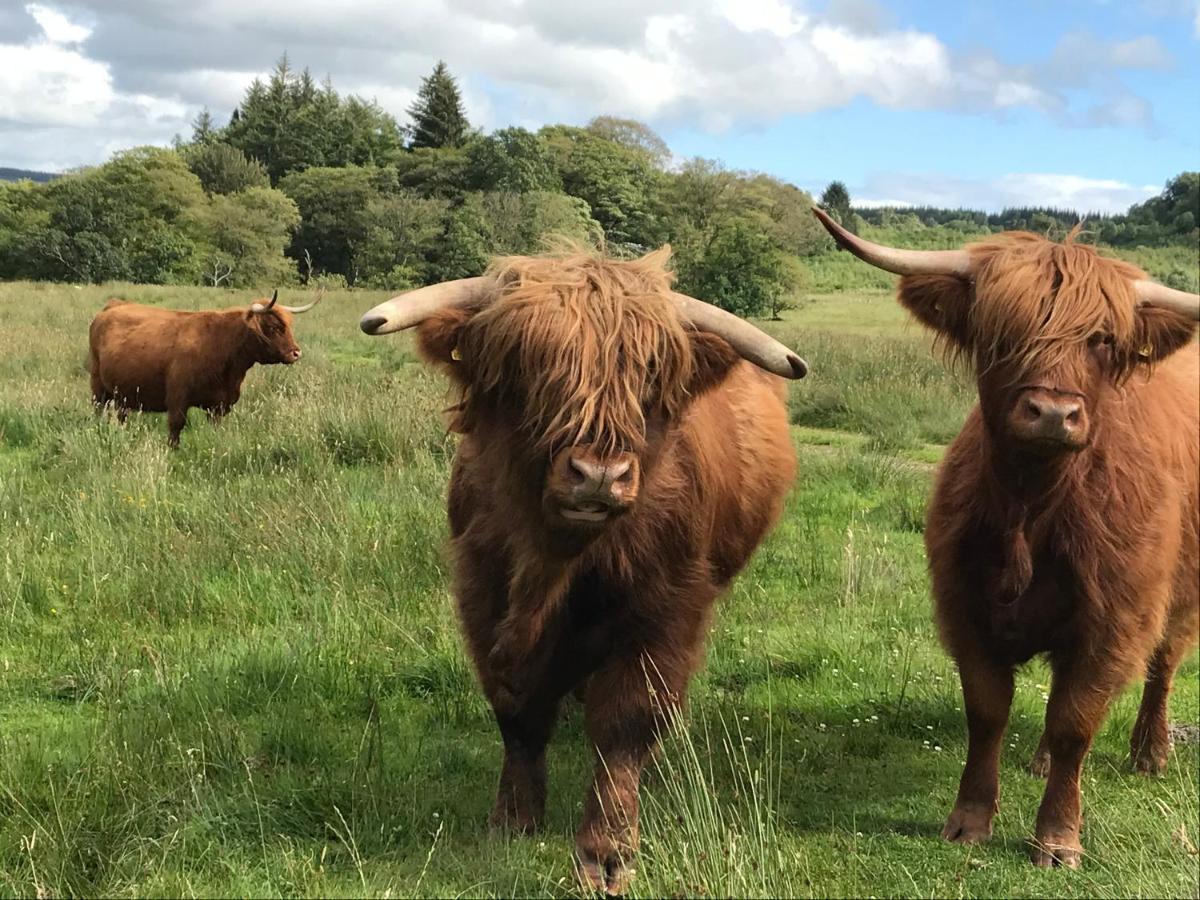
[464,128,560,193]
[540,125,664,250]
[675,219,794,317]
[191,187,300,287]
[183,142,269,195]
[426,202,491,281]
[279,165,397,284]
[585,116,671,169]
[407,61,470,150]
[224,55,403,184]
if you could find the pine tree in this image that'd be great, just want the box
[191,108,217,145]
[407,62,469,150]
[820,181,856,234]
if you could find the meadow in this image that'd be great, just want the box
[0,280,1196,898]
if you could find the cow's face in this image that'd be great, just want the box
[247,307,303,365]
[417,291,740,534]
[897,239,1195,457]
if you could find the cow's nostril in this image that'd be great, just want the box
[1024,399,1042,419]
[567,457,589,484]
[1066,407,1080,425]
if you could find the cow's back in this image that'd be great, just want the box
[89,302,197,411]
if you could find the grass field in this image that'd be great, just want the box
[0,280,1196,898]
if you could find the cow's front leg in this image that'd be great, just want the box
[942,644,1014,845]
[575,645,690,896]
[1031,656,1130,868]
[487,564,569,713]
[489,698,560,834]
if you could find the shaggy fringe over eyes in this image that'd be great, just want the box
[964,229,1147,381]
[458,246,694,455]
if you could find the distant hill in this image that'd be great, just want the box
[0,167,58,183]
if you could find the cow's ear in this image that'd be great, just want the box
[686,330,742,399]
[897,274,973,347]
[1128,306,1197,367]
[415,308,473,381]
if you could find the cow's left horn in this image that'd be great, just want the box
[280,287,325,315]
[359,277,493,335]
[812,207,972,277]
[1134,280,1200,321]
[671,292,808,379]
[250,289,279,313]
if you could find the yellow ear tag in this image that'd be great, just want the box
[451,346,462,361]
[1138,344,1153,359]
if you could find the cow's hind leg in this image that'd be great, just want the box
[166,406,188,448]
[1131,605,1198,774]
[942,646,1014,845]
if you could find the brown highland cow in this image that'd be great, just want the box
[815,207,1199,869]
[88,290,321,447]
[360,248,805,893]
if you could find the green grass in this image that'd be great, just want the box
[0,281,1196,898]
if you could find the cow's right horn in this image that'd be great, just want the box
[1134,280,1200,321]
[360,277,493,335]
[279,287,325,315]
[812,207,973,278]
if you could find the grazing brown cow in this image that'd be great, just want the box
[814,207,1199,869]
[360,248,804,893]
[88,290,321,447]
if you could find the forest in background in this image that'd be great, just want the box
[1,58,1197,313]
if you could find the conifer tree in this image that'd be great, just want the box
[407,61,470,149]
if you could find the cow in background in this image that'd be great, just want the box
[814,207,1199,869]
[360,248,805,893]
[88,289,321,447]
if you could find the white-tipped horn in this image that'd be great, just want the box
[359,277,493,335]
[280,286,325,315]
[1134,280,1200,321]
[812,207,973,278]
[670,292,807,379]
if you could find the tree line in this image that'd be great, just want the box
[0,58,1195,315]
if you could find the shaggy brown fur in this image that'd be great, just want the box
[88,298,304,447]
[900,233,1199,868]
[413,248,795,894]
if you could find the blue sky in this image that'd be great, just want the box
[1,0,1196,212]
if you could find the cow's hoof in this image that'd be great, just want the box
[1131,742,1169,776]
[1028,748,1051,778]
[941,803,994,844]
[574,845,633,897]
[1030,833,1082,869]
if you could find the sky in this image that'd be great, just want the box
[0,0,1197,213]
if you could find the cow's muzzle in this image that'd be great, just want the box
[1008,387,1089,451]
[547,447,639,525]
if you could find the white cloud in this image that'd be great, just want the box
[0,0,1186,172]
[853,172,1161,214]
[26,3,90,44]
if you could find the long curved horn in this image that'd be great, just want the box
[280,286,325,315]
[1134,280,1200,321]
[812,207,972,277]
[359,277,493,335]
[670,292,807,379]
[250,288,279,313]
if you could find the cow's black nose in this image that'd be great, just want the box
[360,314,387,335]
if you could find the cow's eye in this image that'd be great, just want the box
[1088,332,1114,348]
